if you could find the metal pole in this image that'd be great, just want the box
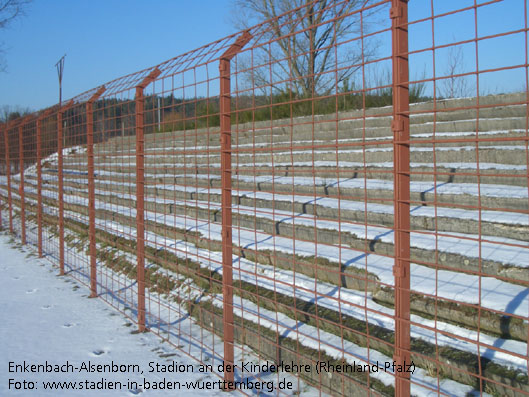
[219,58,235,386]
[135,68,161,332]
[36,117,43,255]
[157,96,161,131]
[56,54,66,108]
[87,87,105,298]
[135,87,146,332]
[18,122,26,245]
[391,1,411,396]
[56,55,66,269]
[219,31,252,387]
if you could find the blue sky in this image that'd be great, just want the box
[0,0,526,111]
[0,0,235,110]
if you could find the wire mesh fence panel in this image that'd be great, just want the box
[21,118,38,248]
[138,62,231,382]
[57,102,94,287]
[37,113,59,259]
[0,0,528,396]
[406,1,529,396]
[88,87,140,324]
[7,122,22,239]
[228,1,410,395]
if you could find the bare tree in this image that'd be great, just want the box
[231,0,377,98]
[0,0,31,72]
[0,104,32,122]
[440,45,472,99]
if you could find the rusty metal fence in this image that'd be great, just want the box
[1,0,528,395]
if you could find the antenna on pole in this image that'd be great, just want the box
[55,54,66,107]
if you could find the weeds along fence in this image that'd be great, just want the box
[1,0,529,396]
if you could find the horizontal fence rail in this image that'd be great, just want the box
[1,1,528,396]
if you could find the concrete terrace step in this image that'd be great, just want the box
[56,151,527,186]
[18,174,529,273]
[28,171,529,243]
[51,161,529,187]
[90,128,527,159]
[35,167,529,212]
[94,116,527,151]
[92,94,528,152]
[69,143,529,167]
[59,130,529,187]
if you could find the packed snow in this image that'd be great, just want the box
[0,231,316,396]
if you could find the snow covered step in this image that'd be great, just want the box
[39,163,529,206]
[225,175,529,211]
[7,180,528,321]
[408,116,528,136]
[409,92,526,113]
[26,171,529,240]
[229,117,526,143]
[93,117,526,152]
[32,168,529,225]
[65,143,529,168]
[29,171,529,243]
[93,101,527,152]
[14,178,529,288]
[235,162,528,187]
[53,154,529,189]
[410,105,527,123]
[89,128,527,161]
[88,93,527,153]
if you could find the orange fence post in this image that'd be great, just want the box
[36,116,44,256]
[391,0,411,396]
[18,122,26,245]
[57,109,64,274]
[219,31,252,386]
[4,123,13,234]
[34,109,54,257]
[87,87,106,298]
[57,100,73,276]
[135,69,160,332]
[37,117,42,258]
